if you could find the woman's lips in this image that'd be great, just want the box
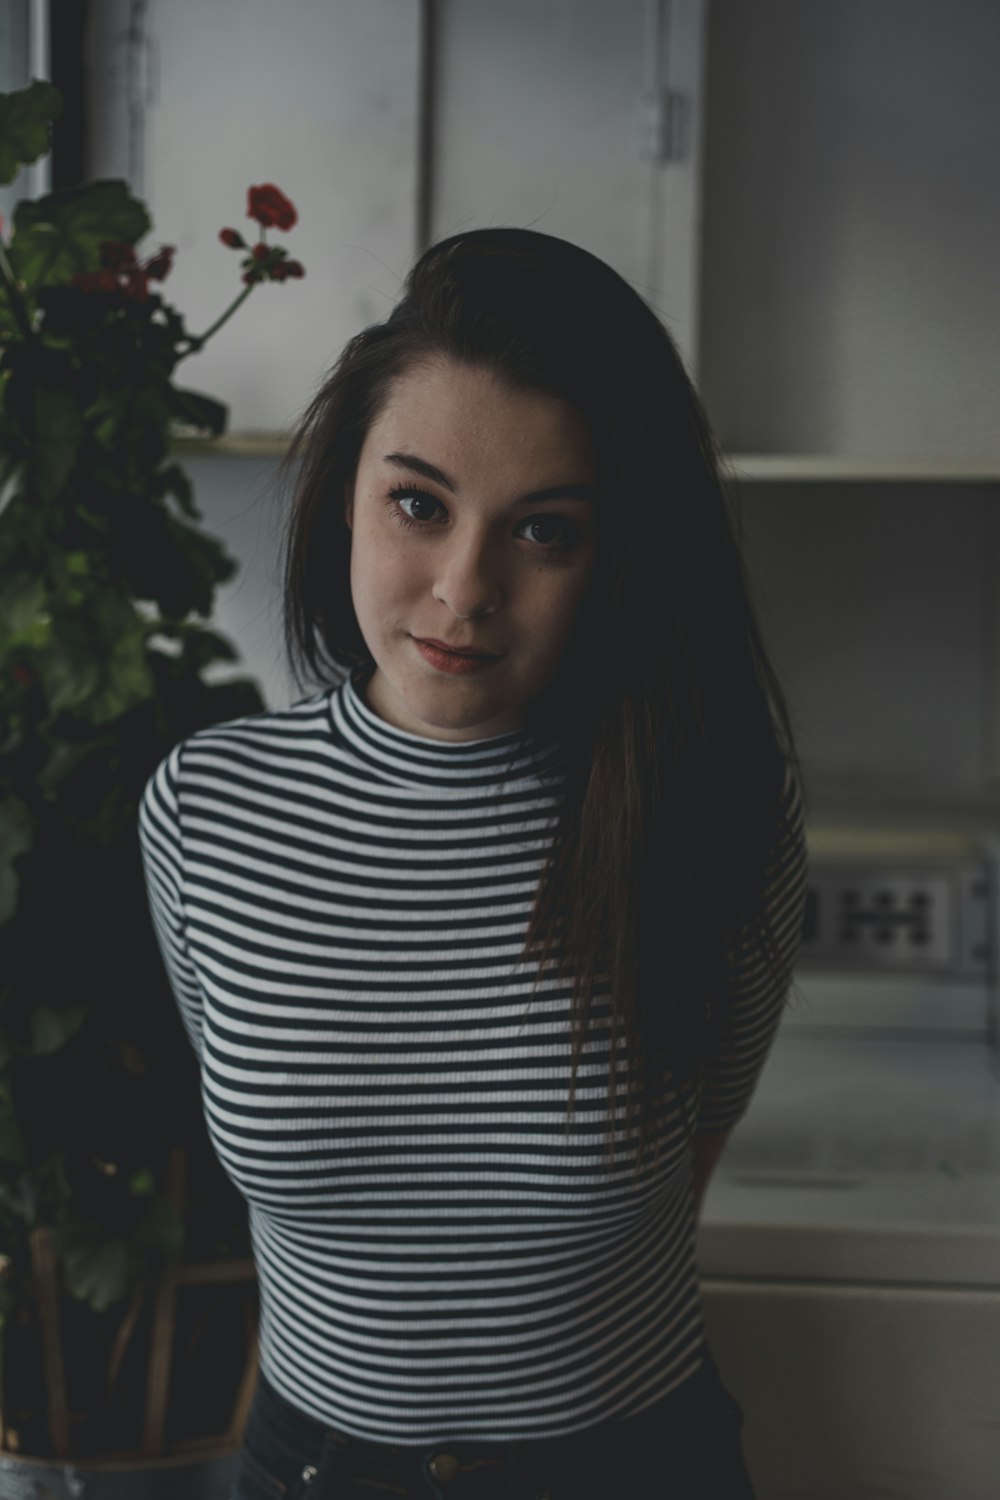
[412,637,502,675]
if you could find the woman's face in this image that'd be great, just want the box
[344,354,601,741]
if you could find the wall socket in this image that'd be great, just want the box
[799,863,990,977]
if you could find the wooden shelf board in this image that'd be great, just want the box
[721,454,1000,482]
[169,432,293,456]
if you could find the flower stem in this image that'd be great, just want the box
[176,282,257,361]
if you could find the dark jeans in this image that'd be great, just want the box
[229,1348,757,1500]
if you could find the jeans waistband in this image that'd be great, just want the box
[249,1342,731,1464]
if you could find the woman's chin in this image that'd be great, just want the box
[370,667,526,740]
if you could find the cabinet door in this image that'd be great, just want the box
[429,0,707,374]
[699,0,1000,462]
[701,1277,1000,1500]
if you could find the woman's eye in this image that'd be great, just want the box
[522,518,569,547]
[392,489,441,524]
[386,485,577,551]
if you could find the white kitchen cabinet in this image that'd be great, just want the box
[428,0,707,377]
[430,0,1000,471]
[699,0,1000,470]
[71,0,996,472]
[82,0,710,433]
[700,1278,1000,1500]
[696,953,1000,1500]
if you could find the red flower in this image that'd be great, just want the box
[247,184,297,232]
[219,228,245,249]
[12,664,34,686]
[99,241,137,272]
[122,274,150,303]
[251,243,270,262]
[142,245,175,280]
[270,260,305,282]
[72,269,120,293]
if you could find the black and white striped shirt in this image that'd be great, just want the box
[137,664,808,1443]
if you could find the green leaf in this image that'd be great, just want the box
[76,503,111,535]
[124,386,171,466]
[59,1235,132,1312]
[0,1180,31,1225]
[137,511,237,619]
[0,80,63,187]
[90,650,155,724]
[34,739,104,796]
[180,625,239,673]
[85,388,133,452]
[33,376,84,500]
[0,797,33,925]
[7,180,150,298]
[29,1004,88,1057]
[134,1194,184,1262]
[39,630,100,715]
[88,592,155,723]
[0,573,48,639]
[128,1167,155,1197]
[165,387,228,437]
[0,1119,26,1168]
[153,462,199,520]
[39,592,155,723]
[0,1079,25,1167]
[0,454,26,522]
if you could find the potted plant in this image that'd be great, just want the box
[0,78,305,1495]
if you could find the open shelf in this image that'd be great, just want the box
[169,432,294,457]
[167,433,1000,485]
[721,455,1000,484]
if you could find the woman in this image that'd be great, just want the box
[139,228,809,1499]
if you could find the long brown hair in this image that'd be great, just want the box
[273,228,806,1176]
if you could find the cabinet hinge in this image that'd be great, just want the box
[633,88,689,163]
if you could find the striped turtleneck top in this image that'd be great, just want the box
[137,663,808,1444]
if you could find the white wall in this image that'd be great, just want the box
[179,453,294,713]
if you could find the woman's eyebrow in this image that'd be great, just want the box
[383,451,599,505]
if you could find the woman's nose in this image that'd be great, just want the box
[432,534,503,618]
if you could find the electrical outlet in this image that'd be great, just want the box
[798,863,990,977]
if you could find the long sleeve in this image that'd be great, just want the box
[137,739,204,1062]
[695,759,809,1135]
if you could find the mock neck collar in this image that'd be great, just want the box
[328,663,567,788]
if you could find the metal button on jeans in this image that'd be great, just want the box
[428,1451,460,1481]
